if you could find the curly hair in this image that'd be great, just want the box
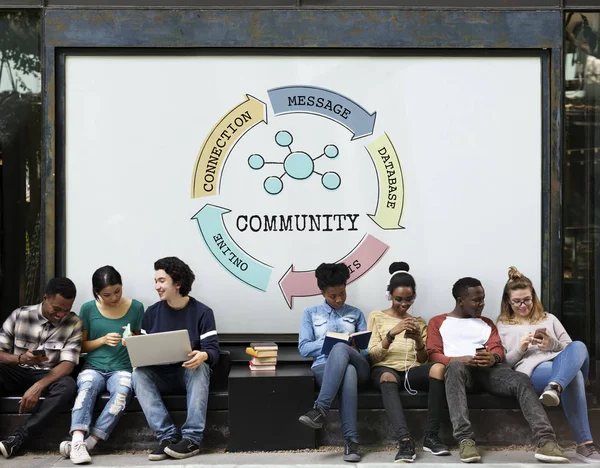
[154,257,196,297]
[452,277,482,300]
[45,277,77,300]
[497,266,546,325]
[315,263,350,291]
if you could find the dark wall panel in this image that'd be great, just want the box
[0,0,41,6]
[46,0,297,6]
[43,10,562,49]
[565,1,600,6]
[42,0,561,7]
[301,0,560,7]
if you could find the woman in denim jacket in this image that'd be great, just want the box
[298,263,369,463]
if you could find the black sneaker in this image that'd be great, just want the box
[164,438,200,459]
[423,433,450,456]
[298,405,326,429]
[148,438,178,461]
[395,437,416,463]
[0,432,25,459]
[343,439,361,462]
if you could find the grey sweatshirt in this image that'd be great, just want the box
[496,313,571,377]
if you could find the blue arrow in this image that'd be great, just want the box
[191,204,272,292]
[268,85,376,140]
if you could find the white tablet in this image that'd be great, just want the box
[126,329,192,367]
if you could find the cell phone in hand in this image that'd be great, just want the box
[475,346,486,352]
[533,328,546,340]
[32,349,46,356]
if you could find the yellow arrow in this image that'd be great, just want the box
[367,133,405,230]
[191,95,267,198]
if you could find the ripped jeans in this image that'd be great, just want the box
[70,368,133,440]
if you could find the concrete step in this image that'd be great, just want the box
[0,448,592,467]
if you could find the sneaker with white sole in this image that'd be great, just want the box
[423,433,450,456]
[459,439,481,463]
[395,437,416,463]
[69,441,91,465]
[59,440,72,458]
[576,443,600,463]
[164,438,200,459]
[0,432,26,459]
[540,383,561,407]
[535,441,569,463]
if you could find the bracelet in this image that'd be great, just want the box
[18,353,22,365]
[386,331,395,343]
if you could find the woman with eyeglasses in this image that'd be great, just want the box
[497,266,600,463]
[367,261,449,463]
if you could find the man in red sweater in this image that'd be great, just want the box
[427,277,567,464]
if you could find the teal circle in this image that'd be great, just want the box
[275,130,293,147]
[284,151,314,180]
[248,154,264,170]
[322,172,341,190]
[324,145,339,158]
[264,176,283,195]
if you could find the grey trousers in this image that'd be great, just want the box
[444,361,556,446]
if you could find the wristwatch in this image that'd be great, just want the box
[386,331,395,343]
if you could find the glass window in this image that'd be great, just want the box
[564,12,600,374]
[0,10,41,320]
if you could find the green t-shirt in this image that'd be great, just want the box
[80,299,144,372]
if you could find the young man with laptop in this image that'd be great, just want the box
[131,257,219,461]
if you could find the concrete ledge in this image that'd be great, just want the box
[0,449,592,468]
[3,407,600,451]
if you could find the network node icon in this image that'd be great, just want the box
[248,130,341,195]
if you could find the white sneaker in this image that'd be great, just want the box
[540,384,561,407]
[59,440,71,458]
[69,441,91,465]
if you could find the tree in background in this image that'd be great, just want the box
[0,11,41,318]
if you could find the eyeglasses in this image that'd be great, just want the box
[510,298,533,307]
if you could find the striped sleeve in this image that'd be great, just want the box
[199,306,220,368]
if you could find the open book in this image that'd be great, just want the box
[321,330,372,355]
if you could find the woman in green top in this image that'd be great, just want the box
[60,266,144,465]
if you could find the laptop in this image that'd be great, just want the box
[125,330,192,367]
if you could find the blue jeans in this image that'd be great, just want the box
[312,343,370,442]
[132,363,211,445]
[530,341,592,444]
[70,368,133,440]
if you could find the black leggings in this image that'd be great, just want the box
[371,363,445,440]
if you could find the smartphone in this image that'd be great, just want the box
[32,349,46,356]
[533,328,546,340]
[475,346,486,352]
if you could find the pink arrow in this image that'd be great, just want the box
[278,234,389,309]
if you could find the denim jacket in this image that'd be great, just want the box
[298,300,368,368]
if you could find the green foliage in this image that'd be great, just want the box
[0,11,41,92]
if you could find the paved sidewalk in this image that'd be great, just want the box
[1,448,586,468]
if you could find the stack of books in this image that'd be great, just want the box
[245,342,278,371]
